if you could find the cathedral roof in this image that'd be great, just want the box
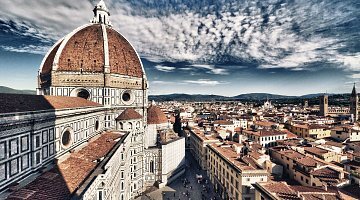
[39,0,144,81]
[147,104,167,124]
[39,24,143,78]
[116,108,142,121]
[0,93,101,114]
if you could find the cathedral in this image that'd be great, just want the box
[0,1,185,199]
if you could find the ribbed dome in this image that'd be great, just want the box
[116,108,142,121]
[147,105,167,124]
[39,24,143,78]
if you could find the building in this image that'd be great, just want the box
[290,124,331,139]
[319,95,328,116]
[189,127,221,170]
[350,84,359,121]
[331,126,360,142]
[207,143,268,200]
[253,181,343,200]
[242,129,287,148]
[270,147,349,187]
[0,1,185,199]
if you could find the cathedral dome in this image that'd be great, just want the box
[147,104,168,124]
[40,24,143,78]
[116,108,142,121]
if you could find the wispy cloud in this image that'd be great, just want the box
[191,64,229,75]
[154,65,176,72]
[184,79,228,86]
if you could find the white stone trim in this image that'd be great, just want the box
[38,37,64,74]
[52,24,93,71]
[101,24,110,73]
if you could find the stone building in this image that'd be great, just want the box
[0,1,184,199]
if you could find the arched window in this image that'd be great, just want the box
[150,160,154,173]
[119,122,123,130]
[128,122,133,130]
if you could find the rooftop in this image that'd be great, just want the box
[0,93,102,114]
[7,132,122,200]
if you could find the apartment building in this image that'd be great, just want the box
[207,143,268,200]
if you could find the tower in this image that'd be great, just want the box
[319,95,328,116]
[350,83,359,121]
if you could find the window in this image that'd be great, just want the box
[36,152,41,164]
[98,190,103,200]
[95,120,100,131]
[77,89,90,99]
[150,161,154,173]
[122,92,131,102]
[62,130,72,148]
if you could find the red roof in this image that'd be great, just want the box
[41,24,143,78]
[7,132,122,200]
[116,108,142,121]
[0,94,101,114]
[147,105,167,124]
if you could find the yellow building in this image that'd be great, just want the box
[189,127,221,170]
[290,124,331,139]
[270,147,348,187]
[207,143,268,200]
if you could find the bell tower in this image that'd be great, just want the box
[350,83,359,121]
[319,95,328,116]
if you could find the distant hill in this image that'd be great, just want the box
[149,93,345,102]
[232,93,296,100]
[149,93,226,101]
[0,86,36,95]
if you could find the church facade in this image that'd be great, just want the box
[0,1,185,199]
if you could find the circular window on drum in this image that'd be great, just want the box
[61,127,73,148]
[121,90,134,105]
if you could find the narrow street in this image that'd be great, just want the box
[142,150,221,200]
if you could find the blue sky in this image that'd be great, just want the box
[0,0,359,96]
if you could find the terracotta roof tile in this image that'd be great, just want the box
[0,94,101,114]
[116,108,142,121]
[147,105,167,124]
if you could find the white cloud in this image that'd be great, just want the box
[0,0,358,73]
[191,64,229,75]
[154,65,176,72]
[183,79,228,86]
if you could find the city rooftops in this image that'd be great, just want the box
[0,93,102,114]
[6,131,123,200]
[209,143,265,172]
[253,181,341,200]
[243,129,287,137]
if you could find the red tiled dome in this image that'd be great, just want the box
[147,105,167,124]
[40,24,143,78]
[116,108,142,121]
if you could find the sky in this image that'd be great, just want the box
[0,0,359,96]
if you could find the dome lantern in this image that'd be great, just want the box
[91,0,111,26]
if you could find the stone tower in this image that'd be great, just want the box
[319,95,328,116]
[350,83,359,121]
